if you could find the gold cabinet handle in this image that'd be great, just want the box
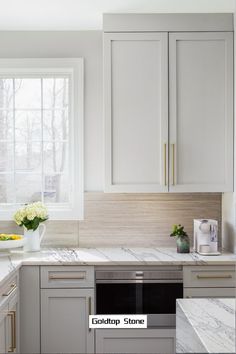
[12,311,16,350]
[7,312,14,352]
[88,297,92,332]
[163,143,167,186]
[49,274,86,280]
[171,143,175,185]
[3,284,17,297]
[197,274,232,279]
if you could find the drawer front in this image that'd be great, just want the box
[41,266,95,288]
[0,274,18,308]
[96,329,175,354]
[183,266,236,288]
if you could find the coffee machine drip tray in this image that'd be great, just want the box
[197,251,221,256]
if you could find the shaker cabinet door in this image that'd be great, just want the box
[104,32,168,192]
[41,289,94,354]
[169,32,233,192]
[96,329,175,354]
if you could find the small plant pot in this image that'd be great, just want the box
[176,235,190,253]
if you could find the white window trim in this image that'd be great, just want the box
[0,58,84,220]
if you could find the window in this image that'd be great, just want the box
[0,59,83,220]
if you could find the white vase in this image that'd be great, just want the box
[23,224,46,252]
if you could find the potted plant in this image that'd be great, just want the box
[170,224,190,253]
[14,202,48,252]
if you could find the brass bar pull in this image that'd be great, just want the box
[7,312,14,352]
[12,311,16,350]
[171,144,175,185]
[49,274,86,280]
[164,143,167,186]
[3,284,17,297]
[88,297,92,332]
[197,274,232,279]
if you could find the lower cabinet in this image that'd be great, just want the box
[183,265,236,299]
[0,274,19,354]
[95,329,175,354]
[0,303,7,354]
[41,288,94,354]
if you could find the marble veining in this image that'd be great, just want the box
[176,298,236,353]
[0,247,235,287]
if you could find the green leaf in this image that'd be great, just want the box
[170,224,188,237]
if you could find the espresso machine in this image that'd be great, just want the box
[193,219,220,255]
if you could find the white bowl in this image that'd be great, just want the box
[0,237,25,249]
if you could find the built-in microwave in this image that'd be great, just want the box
[96,267,183,328]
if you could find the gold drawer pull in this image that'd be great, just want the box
[171,143,175,185]
[7,311,15,352]
[12,310,16,350]
[164,143,167,186]
[3,284,17,297]
[49,274,86,280]
[88,296,92,332]
[197,274,232,279]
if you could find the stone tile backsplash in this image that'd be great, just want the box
[0,193,222,248]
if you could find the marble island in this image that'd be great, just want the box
[0,247,236,287]
[176,298,236,353]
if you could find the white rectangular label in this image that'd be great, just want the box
[89,315,147,329]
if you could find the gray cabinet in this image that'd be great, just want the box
[183,265,236,298]
[41,288,94,354]
[104,29,233,193]
[20,266,40,354]
[0,273,19,354]
[104,32,168,192]
[183,265,236,288]
[0,303,7,354]
[21,266,95,354]
[96,329,175,354]
[169,32,233,192]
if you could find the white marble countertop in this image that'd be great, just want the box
[176,298,236,353]
[0,247,236,287]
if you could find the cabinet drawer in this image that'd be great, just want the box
[96,329,175,354]
[183,266,236,288]
[41,266,94,288]
[0,274,18,308]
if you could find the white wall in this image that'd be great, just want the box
[0,0,234,30]
[0,31,103,191]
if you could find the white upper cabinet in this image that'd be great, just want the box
[104,33,168,192]
[169,32,233,192]
[103,15,233,193]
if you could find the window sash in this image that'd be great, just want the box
[0,58,83,220]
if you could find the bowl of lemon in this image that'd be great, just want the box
[0,234,25,249]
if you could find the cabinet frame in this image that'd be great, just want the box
[104,31,233,193]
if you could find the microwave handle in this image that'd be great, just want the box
[96,279,183,284]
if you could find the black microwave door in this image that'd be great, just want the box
[96,283,140,314]
[143,283,183,314]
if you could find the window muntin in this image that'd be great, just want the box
[0,76,70,206]
[0,58,83,220]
